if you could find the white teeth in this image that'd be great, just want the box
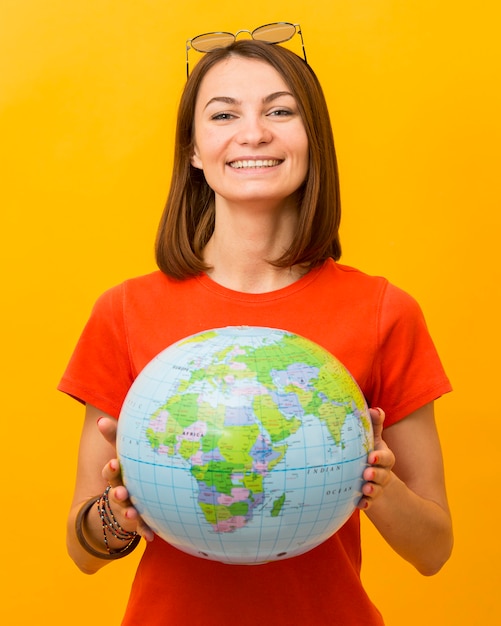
[229,159,280,169]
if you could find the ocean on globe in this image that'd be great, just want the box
[117,326,373,565]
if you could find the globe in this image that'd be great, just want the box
[117,326,373,565]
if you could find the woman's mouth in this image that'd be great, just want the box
[228,159,282,169]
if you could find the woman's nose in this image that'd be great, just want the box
[236,115,272,145]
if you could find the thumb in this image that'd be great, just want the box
[369,407,385,445]
[97,415,118,446]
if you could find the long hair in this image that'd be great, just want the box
[156,40,341,279]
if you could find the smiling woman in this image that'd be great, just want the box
[60,37,453,626]
[156,40,342,281]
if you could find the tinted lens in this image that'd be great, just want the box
[252,22,296,44]
[190,32,235,52]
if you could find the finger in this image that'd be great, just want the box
[113,484,130,502]
[357,480,383,510]
[102,458,122,484]
[122,503,155,542]
[136,519,155,543]
[357,496,370,511]
[97,416,118,446]
[103,463,136,513]
[367,450,380,466]
[363,465,378,483]
[369,407,385,445]
[361,481,378,497]
[363,465,391,487]
[112,494,155,543]
[366,448,395,474]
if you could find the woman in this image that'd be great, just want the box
[60,37,453,625]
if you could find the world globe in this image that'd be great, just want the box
[117,326,373,565]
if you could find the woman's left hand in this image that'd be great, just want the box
[358,407,396,510]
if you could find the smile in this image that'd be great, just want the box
[228,159,282,169]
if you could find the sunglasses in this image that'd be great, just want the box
[185,22,307,78]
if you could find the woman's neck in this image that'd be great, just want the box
[202,202,304,293]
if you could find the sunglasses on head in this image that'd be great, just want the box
[185,22,307,77]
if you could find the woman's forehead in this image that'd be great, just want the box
[195,57,292,104]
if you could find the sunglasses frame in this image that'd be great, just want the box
[185,22,307,78]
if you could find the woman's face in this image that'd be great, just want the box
[190,56,309,211]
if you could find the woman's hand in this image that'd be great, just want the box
[358,407,395,511]
[98,417,155,543]
[360,403,453,574]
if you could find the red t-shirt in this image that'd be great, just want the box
[59,260,451,625]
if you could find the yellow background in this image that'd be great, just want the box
[1,1,499,624]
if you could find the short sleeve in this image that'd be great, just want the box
[369,282,452,426]
[58,284,134,418]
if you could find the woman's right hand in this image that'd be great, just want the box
[98,416,155,543]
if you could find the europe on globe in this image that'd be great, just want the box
[117,326,373,565]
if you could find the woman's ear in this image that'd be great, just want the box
[190,146,203,170]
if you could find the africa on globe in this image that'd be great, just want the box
[117,326,373,565]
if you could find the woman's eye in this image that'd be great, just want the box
[211,112,234,121]
[269,109,293,117]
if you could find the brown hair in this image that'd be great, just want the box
[155,40,341,279]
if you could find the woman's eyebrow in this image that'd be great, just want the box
[204,91,294,110]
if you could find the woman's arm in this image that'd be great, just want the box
[67,404,153,574]
[361,403,453,575]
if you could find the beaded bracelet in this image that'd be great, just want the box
[97,485,139,550]
[75,489,141,560]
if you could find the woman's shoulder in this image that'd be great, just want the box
[319,260,423,323]
[97,270,185,300]
[320,259,390,298]
[327,260,416,300]
[324,259,386,283]
[85,271,180,321]
[123,269,173,293]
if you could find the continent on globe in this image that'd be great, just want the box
[117,326,373,565]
